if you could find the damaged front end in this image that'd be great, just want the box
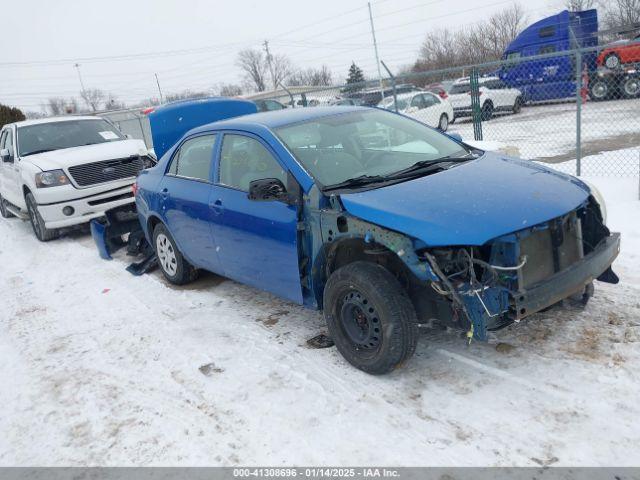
[420,197,620,341]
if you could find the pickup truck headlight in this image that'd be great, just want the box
[35,169,70,188]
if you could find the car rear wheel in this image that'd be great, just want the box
[604,53,621,70]
[512,97,523,114]
[438,113,449,131]
[26,193,59,241]
[153,223,198,285]
[480,101,494,121]
[0,193,14,218]
[323,261,418,375]
[622,76,640,98]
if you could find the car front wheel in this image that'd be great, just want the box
[512,97,523,114]
[323,261,418,374]
[481,101,494,120]
[0,193,14,218]
[153,223,198,285]
[26,192,59,241]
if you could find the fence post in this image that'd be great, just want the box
[575,49,582,177]
[470,68,483,141]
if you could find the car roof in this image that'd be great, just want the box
[189,105,370,133]
[453,76,499,85]
[7,115,102,128]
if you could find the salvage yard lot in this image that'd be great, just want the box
[449,97,640,164]
[1,175,639,466]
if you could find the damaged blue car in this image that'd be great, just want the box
[133,105,620,374]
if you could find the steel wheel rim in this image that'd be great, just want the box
[605,56,619,69]
[592,83,607,98]
[156,233,177,276]
[339,290,381,350]
[624,79,639,96]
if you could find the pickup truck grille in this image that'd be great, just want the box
[68,156,144,187]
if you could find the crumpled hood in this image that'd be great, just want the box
[339,152,590,247]
[22,139,148,172]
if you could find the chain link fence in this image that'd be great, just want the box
[253,44,640,182]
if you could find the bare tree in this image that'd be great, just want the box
[414,3,526,77]
[104,93,126,111]
[268,53,293,89]
[288,66,333,86]
[164,89,209,102]
[46,97,79,115]
[564,0,596,11]
[601,0,640,38]
[80,88,105,112]
[237,49,268,92]
[218,83,243,97]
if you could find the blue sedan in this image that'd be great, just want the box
[134,105,619,374]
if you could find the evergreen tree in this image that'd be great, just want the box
[345,62,365,92]
[0,104,26,129]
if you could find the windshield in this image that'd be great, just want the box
[18,119,124,156]
[275,109,469,188]
[379,96,409,111]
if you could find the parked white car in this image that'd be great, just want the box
[378,91,454,131]
[0,116,154,241]
[448,76,523,121]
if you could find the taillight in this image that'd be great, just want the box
[141,107,155,115]
[440,92,448,99]
[132,181,138,196]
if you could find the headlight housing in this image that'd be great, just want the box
[582,179,607,225]
[35,169,70,188]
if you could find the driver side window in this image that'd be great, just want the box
[218,134,287,192]
[168,134,216,181]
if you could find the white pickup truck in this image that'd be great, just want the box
[0,116,154,241]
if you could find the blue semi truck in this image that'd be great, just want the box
[498,9,640,101]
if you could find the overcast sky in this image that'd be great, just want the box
[1,0,562,112]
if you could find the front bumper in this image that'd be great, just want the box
[514,232,620,318]
[38,185,135,229]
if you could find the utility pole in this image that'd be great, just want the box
[367,2,385,103]
[155,73,164,104]
[263,40,276,91]
[74,63,86,95]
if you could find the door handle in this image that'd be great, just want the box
[210,198,223,215]
[160,187,169,199]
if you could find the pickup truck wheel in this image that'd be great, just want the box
[480,101,494,121]
[323,261,418,374]
[589,80,609,101]
[438,113,449,131]
[0,194,14,218]
[622,76,640,98]
[153,223,198,285]
[25,193,59,241]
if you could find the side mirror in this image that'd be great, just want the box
[248,178,290,203]
[0,148,12,163]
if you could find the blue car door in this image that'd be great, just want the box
[158,134,222,273]
[208,132,303,304]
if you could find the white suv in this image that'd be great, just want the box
[0,116,153,241]
[448,76,523,121]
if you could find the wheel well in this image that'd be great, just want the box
[483,100,494,108]
[23,185,31,199]
[147,215,162,237]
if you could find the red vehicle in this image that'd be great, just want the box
[597,34,640,69]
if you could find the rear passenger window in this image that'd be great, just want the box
[168,135,216,181]
[218,134,287,192]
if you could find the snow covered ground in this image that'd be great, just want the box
[1,167,639,467]
[449,98,640,170]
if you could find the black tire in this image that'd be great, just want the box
[512,96,523,114]
[438,113,449,131]
[604,53,621,70]
[589,80,609,101]
[480,101,494,121]
[0,193,14,218]
[622,76,640,98]
[153,223,198,285]
[323,261,418,375]
[25,192,59,241]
